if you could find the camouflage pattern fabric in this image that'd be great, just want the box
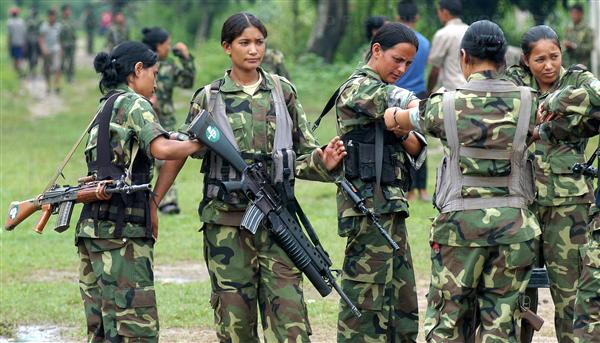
[574,209,600,343]
[203,223,311,343]
[337,213,418,343]
[261,48,291,81]
[76,84,168,240]
[534,203,589,342]
[413,71,541,247]
[335,65,419,342]
[563,21,595,69]
[106,24,129,52]
[78,237,158,342]
[60,17,76,81]
[424,240,535,342]
[153,55,195,208]
[185,67,332,226]
[410,70,540,341]
[185,68,331,341]
[506,65,597,342]
[335,65,419,220]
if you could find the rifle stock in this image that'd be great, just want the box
[5,198,42,231]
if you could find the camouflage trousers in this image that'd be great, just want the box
[78,237,158,343]
[203,223,311,343]
[337,213,418,343]
[574,213,600,343]
[62,45,75,82]
[155,159,178,208]
[534,203,589,343]
[424,240,535,343]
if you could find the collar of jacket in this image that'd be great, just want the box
[219,66,274,93]
[355,64,382,82]
[467,70,502,81]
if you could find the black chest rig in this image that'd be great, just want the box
[79,91,153,237]
[314,73,411,192]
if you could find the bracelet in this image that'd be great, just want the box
[398,131,411,143]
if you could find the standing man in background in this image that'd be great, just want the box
[26,7,41,77]
[426,0,468,94]
[262,48,291,80]
[84,5,96,55]
[7,7,27,77]
[39,8,62,94]
[60,4,76,83]
[396,0,431,202]
[563,4,594,69]
[106,11,129,52]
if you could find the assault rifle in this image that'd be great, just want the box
[5,177,151,233]
[338,178,400,253]
[186,109,361,318]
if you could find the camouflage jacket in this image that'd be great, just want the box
[106,24,129,51]
[261,48,291,80]
[506,65,595,206]
[184,67,332,226]
[563,21,594,68]
[541,79,600,141]
[76,84,168,239]
[335,65,420,219]
[59,18,76,48]
[412,71,541,247]
[155,55,196,129]
[26,16,41,43]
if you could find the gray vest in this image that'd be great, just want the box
[434,79,536,213]
[202,74,296,204]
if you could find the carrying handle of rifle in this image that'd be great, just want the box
[33,204,53,234]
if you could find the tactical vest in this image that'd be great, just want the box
[200,74,296,206]
[434,79,536,213]
[79,91,152,237]
[314,72,411,191]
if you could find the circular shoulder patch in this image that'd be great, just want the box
[205,125,221,143]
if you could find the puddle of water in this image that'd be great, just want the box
[0,325,66,342]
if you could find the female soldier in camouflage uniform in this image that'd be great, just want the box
[505,26,598,343]
[392,20,541,341]
[152,13,346,343]
[142,27,196,214]
[333,23,425,342]
[538,77,600,343]
[78,41,202,342]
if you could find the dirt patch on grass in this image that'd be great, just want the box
[155,261,209,285]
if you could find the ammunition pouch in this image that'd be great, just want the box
[342,126,409,190]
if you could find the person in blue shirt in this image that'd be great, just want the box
[395,0,431,201]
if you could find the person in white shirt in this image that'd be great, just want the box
[426,0,468,94]
[39,8,62,94]
[7,7,27,77]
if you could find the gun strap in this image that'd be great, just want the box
[312,74,362,132]
[43,92,119,192]
[374,121,385,206]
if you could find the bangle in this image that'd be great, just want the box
[393,108,401,126]
[398,131,411,143]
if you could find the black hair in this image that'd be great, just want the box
[521,25,560,57]
[221,12,267,45]
[397,1,418,22]
[439,0,462,16]
[365,16,388,41]
[47,8,56,16]
[93,41,158,94]
[61,4,70,11]
[461,20,507,66]
[571,4,584,12]
[141,27,170,51]
[365,22,419,62]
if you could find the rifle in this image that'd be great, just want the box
[338,178,400,253]
[5,176,151,234]
[186,109,361,318]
